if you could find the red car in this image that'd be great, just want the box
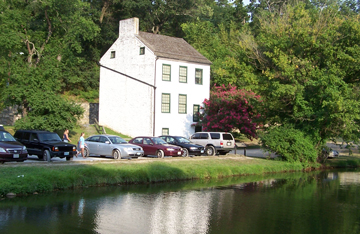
[129,136,183,158]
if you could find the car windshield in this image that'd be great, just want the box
[0,131,17,142]
[38,133,62,142]
[109,136,127,144]
[151,137,167,145]
[176,137,191,144]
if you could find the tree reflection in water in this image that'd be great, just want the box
[1,169,360,234]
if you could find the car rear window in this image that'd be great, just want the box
[210,133,220,139]
[222,134,233,140]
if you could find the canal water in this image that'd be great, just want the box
[1,169,360,234]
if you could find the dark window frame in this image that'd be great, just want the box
[110,51,116,59]
[193,105,200,122]
[162,64,171,81]
[178,94,187,114]
[195,68,203,85]
[161,93,171,113]
[162,128,169,135]
[179,66,187,83]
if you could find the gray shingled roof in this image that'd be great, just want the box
[136,31,212,65]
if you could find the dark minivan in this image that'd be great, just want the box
[14,130,77,162]
[0,129,28,164]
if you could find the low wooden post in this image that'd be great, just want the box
[235,142,247,156]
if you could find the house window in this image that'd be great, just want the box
[140,47,145,55]
[193,105,200,122]
[162,64,171,81]
[178,94,187,114]
[110,51,116,59]
[195,68,203,84]
[161,93,170,113]
[162,128,169,135]
[179,66,187,83]
[195,126,202,132]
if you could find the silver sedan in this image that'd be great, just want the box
[84,134,144,159]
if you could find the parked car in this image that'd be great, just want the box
[0,129,28,164]
[0,125,5,131]
[84,134,144,159]
[14,130,77,162]
[323,148,340,158]
[159,135,204,157]
[129,136,183,158]
[189,132,235,156]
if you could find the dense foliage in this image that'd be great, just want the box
[200,85,261,139]
[251,3,360,149]
[1,0,360,161]
[185,1,360,159]
[259,125,318,163]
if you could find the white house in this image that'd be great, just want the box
[99,17,211,138]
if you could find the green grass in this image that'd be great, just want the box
[0,157,309,196]
[322,156,360,168]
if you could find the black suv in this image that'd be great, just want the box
[14,130,77,162]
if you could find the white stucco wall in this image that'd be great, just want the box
[154,59,210,138]
[99,18,155,137]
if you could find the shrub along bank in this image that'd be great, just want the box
[0,156,309,197]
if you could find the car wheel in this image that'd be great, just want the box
[66,157,73,161]
[182,148,189,157]
[84,147,89,158]
[43,150,51,162]
[156,150,164,158]
[205,146,216,156]
[112,149,121,160]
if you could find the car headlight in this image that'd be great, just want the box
[0,147,6,153]
[22,146,27,151]
[189,147,197,150]
[166,148,175,151]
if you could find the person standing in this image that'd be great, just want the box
[76,132,87,158]
[63,129,71,142]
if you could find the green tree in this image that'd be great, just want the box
[119,0,195,36]
[245,3,360,149]
[0,0,99,130]
[182,20,258,88]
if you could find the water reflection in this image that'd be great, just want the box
[1,170,360,234]
[94,190,213,234]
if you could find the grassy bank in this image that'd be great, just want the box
[2,125,360,197]
[0,156,310,197]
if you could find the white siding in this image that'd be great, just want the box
[154,59,210,138]
[99,20,156,137]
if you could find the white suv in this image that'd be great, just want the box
[189,132,235,156]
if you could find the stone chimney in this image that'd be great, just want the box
[119,17,139,37]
